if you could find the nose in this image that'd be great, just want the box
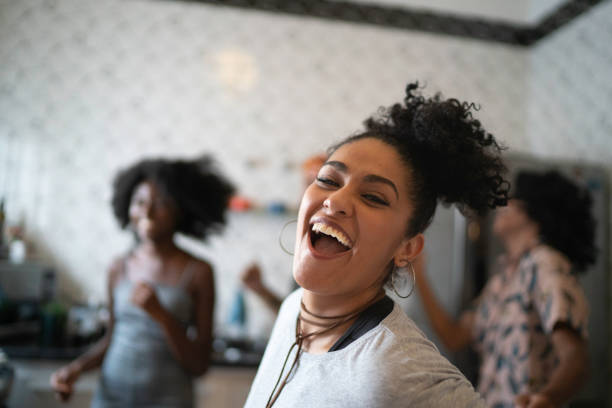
[323,188,353,217]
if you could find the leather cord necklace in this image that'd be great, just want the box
[265,293,384,408]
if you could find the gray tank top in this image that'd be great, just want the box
[92,260,196,408]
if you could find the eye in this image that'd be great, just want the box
[316,177,339,188]
[362,193,389,206]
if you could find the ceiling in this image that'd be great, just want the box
[335,0,568,25]
[177,0,603,45]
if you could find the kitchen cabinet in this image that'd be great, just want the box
[6,359,257,408]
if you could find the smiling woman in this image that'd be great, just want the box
[294,140,415,297]
[244,82,510,408]
[49,156,234,408]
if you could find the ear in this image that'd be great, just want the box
[393,233,425,267]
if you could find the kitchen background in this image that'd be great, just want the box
[0,0,611,406]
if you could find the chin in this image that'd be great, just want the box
[292,243,324,292]
[293,271,334,295]
[140,230,167,243]
[292,247,346,296]
[292,242,315,289]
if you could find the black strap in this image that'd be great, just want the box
[328,295,394,352]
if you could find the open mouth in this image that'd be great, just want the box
[309,222,352,256]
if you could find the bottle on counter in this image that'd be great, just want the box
[40,301,68,348]
[226,288,247,339]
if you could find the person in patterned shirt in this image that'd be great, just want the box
[414,170,597,408]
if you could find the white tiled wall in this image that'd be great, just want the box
[1,0,610,339]
[527,1,612,164]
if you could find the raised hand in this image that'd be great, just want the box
[130,281,166,322]
[241,263,265,293]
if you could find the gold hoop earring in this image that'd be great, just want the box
[391,261,416,299]
[278,219,297,256]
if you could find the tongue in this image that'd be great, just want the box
[314,235,348,255]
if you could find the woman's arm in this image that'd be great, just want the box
[241,263,282,313]
[131,261,215,376]
[413,254,473,352]
[50,259,121,400]
[515,324,589,408]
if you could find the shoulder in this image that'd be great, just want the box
[186,256,214,290]
[375,305,445,362]
[265,288,301,338]
[277,288,302,318]
[380,303,427,339]
[527,246,588,336]
[256,289,301,358]
[107,255,127,288]
[525,245,577,289]
[529,245,572,274]
[189,257,213,278]
[351,305,452,374]
[351,305,483,407]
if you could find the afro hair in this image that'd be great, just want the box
[111,156,235,240]
[513,170,597,273]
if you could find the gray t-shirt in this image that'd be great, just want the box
[245,289,485,408]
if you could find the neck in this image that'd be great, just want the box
[137,236,178,258]
[298,287,384,353]
[301,287,384,320]
[502,228,540,266]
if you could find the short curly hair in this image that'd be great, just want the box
[111,156,235,240]
[513,170,597,273]
[330,82,510,237]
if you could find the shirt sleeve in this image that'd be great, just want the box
[532,252,589,339]
[390,336,486,408]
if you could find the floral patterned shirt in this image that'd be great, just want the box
[464,245,589,408]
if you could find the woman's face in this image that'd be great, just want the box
[492,199,534,238]
[293,138,417,296]
[129,181,178,242]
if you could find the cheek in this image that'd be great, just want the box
[128,204,140,221]
[371,224,401,253]
[358,212,406,258]
[297,186,322,230]
[157,208,177,228]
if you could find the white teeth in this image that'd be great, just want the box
[311,222,352,248]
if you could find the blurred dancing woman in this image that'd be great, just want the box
[244,82,510,408]
[415,170,596,407]
[51,157,234,407]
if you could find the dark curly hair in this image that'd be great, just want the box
[330,82,510,237]
[111,156,235,240]
[513,170,597,273]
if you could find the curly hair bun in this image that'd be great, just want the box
[345,82,510,235]
[514,170,597,272]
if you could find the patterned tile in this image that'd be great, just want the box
[0,0,610,342]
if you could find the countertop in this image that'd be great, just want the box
[1,335,266,368]
[1,335,265,407]
[6,358,258,408]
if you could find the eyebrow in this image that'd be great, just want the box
[324,161,399,200]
